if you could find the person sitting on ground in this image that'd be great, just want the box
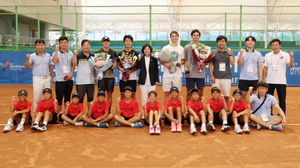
[246,81,287,131]
[61,93,84,126]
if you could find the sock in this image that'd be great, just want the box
[235,124,239,127]
[20,118,25,125]
[43,121,47,125]
[34,121,38,125]
[7,119,13,125]
[131,123,135,127]
[223,120,228,125]
[269,125,272,130]
[190,124,195,127]
[208,121,213,124]
[201,123,205,127]
[171,122,175,125]
[149,125,153,128]
[244,124,248,127]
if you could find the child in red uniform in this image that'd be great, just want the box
[31,88,59,132]
[164,86,184,133]
[82,91,114,128]
[114,86,143,127]
[187,89,207,134]
[144,91,161,135]
[61,93,84,126]
[206,87,230,132]
[228,89,250,134]
[3,90,32,132]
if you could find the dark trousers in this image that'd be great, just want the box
[55,80,73,105]
[267,84,286,113]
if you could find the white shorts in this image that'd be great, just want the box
[163,77,182,92]
[212,79,231,97]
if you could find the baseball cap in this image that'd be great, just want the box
[97,91,106,96]
[101,36,110,42]
[211,87,221,93]
[232,89,242,96]
[170,86,179,92]
[72,93,80,98]
[123,86,132,92]
[18,90,28,96]
[190,88,200,94]
[43,88,52,94]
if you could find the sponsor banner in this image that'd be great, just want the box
[0,51,299,86]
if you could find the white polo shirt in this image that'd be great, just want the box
[264,50,290,84]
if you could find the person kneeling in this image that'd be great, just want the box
[247,81,287,131]
[114,86,143,128]
[31,88,59,132]
[61,93,84,126]
[82,91,114,128]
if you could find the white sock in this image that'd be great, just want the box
[235,124,239,127]
[171,122,175,125]
[269,125,272,130]
[20,118,25,125]
[223,121,228,125]
[7,119,13,125]
[149,125,153,127]
[244,124,248,127]
[190,124,195,127]
[208,121,213,124]
[131,123,135,127]
[43,121,47,125]
[201,124,205,127]
[34,121,38,125]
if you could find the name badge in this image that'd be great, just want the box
[247,64,254,72]
[271,65,278,74]
[219,62,226,71]
[86,66,91,74]
[63,66,69,73]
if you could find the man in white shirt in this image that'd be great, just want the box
[263,39,294,114]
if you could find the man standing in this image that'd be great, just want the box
[25,39,54,120]
[263,39,294,113]
[96,36,117,113]
[183,29,206,102]
[209,35,234,103]
[52,36,75,117]
[160,31,184,105]
[117,35,140,99]
[237,36,263,100]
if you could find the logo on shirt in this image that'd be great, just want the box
[170,51,179,62]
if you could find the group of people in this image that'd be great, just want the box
[3,29,294,135]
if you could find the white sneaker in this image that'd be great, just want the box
[3,124,12,132]
[16,124,24,132]
[190,125,197,134]
[243,125,250,133]
[221,125,230,132]
[200,126,207,134]
[155,126,161,135]
[37,124,47,132]
[63,121,72,126]
[75,121,84,126]
[234,125,243,134]
[149,126,155,135]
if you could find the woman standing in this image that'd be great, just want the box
[138,44,159,107]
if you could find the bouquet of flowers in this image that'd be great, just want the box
[153,50,179,74]
[89,52,113,80]
[192,43,215,72]
[118,51,139,81]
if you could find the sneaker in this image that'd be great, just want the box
[3,124,12,132]
[200,126,207,134]
[221,124,230,132]
[251,121,257,127]
[75,121,84,126]
[63,121,72,126]
[271,125,282,131]
[37,124,47,132]
[16,124,24,132]
[155,126,161,135]
[149,126,155,135]
[177,124,183,133]
[170,124,176,133]
[243,125,250,133]
[98,123,109,128]
[257,124,262,130]
[132,122,143,128]
[206,123,215,132]
[115,121,122,127]
[190,125,197,134]
[85,123,97,127]
[31,123,39,131]
[234,125,243,134]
